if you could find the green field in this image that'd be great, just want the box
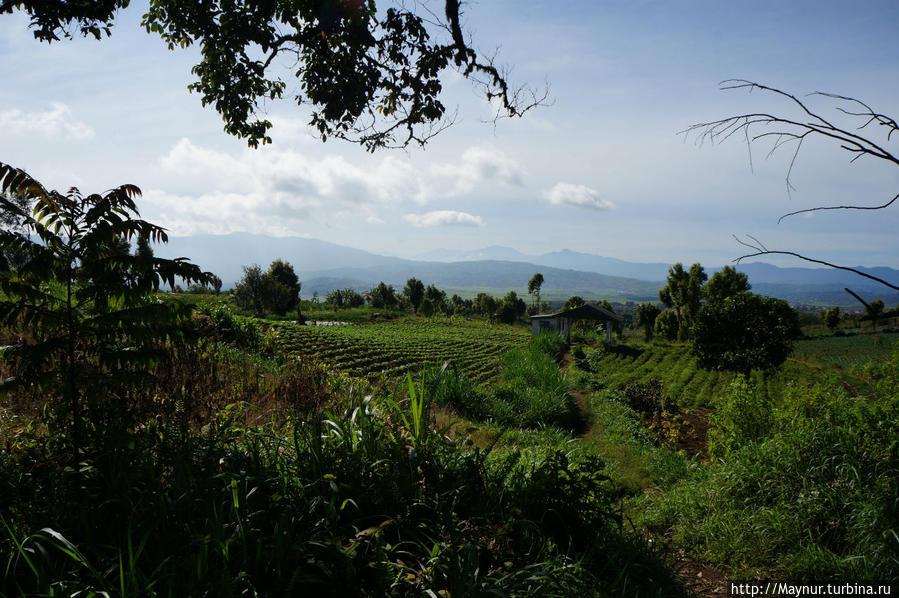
[574,341,809,407]
[273,318,531,382]
[791,331,899,369]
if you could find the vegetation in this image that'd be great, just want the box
[2,154,897,595]
[691,292,802,376]
[658,263,707,341]
[273,318,529,383]
[635,302,661,341]
[233,260,302,316]
[4,0,541,150]
[638,369,899,578]
[0,162,210,452]
[527,272,544,312]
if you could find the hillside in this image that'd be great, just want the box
[159,233,899,306]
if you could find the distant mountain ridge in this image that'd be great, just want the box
[157,233,899,307]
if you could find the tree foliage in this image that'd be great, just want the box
[658,263,707,340]
[703,265,749,305]
[367,281,398,309]
[823,306,841,332]
[527,272,544,309]
[403,277,424,313]
[635,302,661,341]
[267,259,302,314]
[233,260,302,315]
[4,0,545,149]
[865,299,885,331]
[423,284,447,314]
[563,295,586,311]
[326,288,365,310]
[0,161,210,450]
[653,310,679,341]
[233,265,268,316]
[497,290,526,324]
[473,292,497,319]
[691,292,801,376]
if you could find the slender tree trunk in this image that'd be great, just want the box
[66,258,80,457]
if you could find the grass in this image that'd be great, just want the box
[633,372,899,579]
[791,330,899,369]
[1,372,686,597]
[5,302,899,593]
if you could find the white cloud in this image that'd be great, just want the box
[544,182,614,210]
[147,138,436,234]
[403,210,485,228]
[0,102,94,140]
[143,138,527,235]
[431,145,524,194]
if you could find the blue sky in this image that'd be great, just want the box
[2,0,898,267]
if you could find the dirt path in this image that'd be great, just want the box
[673,554,730,597]
[561,350,730,596]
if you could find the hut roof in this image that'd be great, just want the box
[530,303,623,322]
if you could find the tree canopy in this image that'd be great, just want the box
[691,292,801,376]
[703,265,749,305]
[658,263,707,341]
[3,0,544,150]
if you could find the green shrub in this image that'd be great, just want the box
[707,376,773,460]
[2,387,686,597]
[529,330,568,362]
[654,310,679,341]
[492,345,578,429]
[420,364,490,421]
[639,377,899,578]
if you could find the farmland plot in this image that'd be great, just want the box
[273,318,531,382]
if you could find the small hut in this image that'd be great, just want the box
[530,303,623,344]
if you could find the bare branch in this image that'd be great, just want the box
[843,287,871,310]
[732,236,899,292]
[778,192,899,223]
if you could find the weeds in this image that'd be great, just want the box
[1,382,685,597]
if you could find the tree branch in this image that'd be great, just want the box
[778,192,899,223]
[733,235,899,292]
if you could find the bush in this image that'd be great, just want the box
[640,374,899,578]
[491,345,578,430]
[707,376,773,460]
[421,364,490,421]
[529,330,567,361]
[654,310,679,341]
[2,387,686,597]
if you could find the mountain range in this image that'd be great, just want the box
[156,233,899,308]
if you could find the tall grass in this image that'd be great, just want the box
[1,382,685,597]
[420,334,578,431]
[636,372,899,578]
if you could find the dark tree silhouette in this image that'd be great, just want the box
[3,0,547,150]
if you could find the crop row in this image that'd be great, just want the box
[579,342,831,407]
[271,319,529,383]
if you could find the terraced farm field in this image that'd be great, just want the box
[578,340,832,407]
[273,318,531,382]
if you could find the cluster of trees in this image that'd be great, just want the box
[632,264,801,375]
[651,264,750,341]
[397,277,528,323]
[233,260,302,316]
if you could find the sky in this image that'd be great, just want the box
[2,0,898,268]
